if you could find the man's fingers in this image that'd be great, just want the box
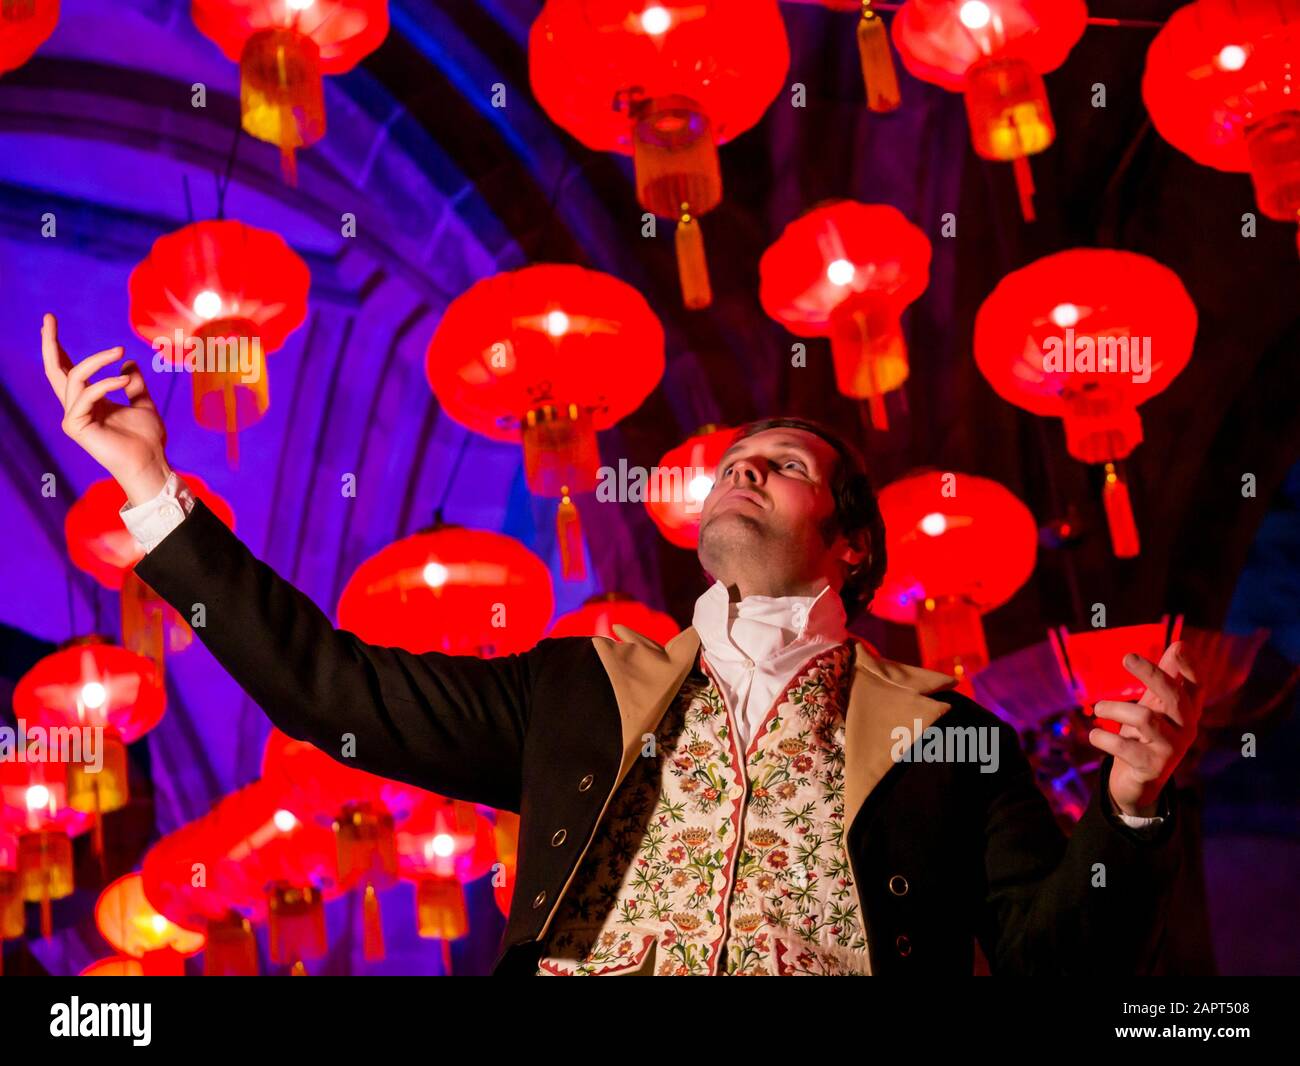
[62,375,128,430]
[1171,641,1202,692]
[1093,700,1172,742]
[120,361,156,411]
[1088,728,1158,777]
[41,313,72,396]
[63,347,126,409]
[1123,652,1184,727]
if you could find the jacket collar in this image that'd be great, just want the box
[592,624,959,830]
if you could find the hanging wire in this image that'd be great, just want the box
[430,430,473,526]
[214,123,242,221]
[65,567,77,637]
[820,2,1165,28]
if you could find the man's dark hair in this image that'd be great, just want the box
[729,416,887,622]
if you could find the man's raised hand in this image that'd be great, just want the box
[1090,640,1202,818]
[42,312,170,506]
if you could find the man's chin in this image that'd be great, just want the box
[698,512,766,568]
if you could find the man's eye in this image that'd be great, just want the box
[782,460,807,472]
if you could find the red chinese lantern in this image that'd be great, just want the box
[1049,617,1184,734]
[645,424,737,548]
[142,815,261,976]
[892,0,1088,220]
[209,780,342,974]
[759,201,932,427]
[0,828,21,973]
[529,1,789,308]
[1144,0,1300,255]
[814,0,902,112]
[0,757,94,938]
[14,637,164,819]
[974,249,1197,558]
[0,0,58,76]
[549,592,681,646]
[491,810,519,920]
[94,872,206,976]
[337,525,555,655]
[65,474,235,674]
[192,0,389,181]
[870,470,1037,683]
[128,219,310,466]
[395,794,494,971]
[262,729,427,962]
[425,264,664,579]
[81,956,146,977]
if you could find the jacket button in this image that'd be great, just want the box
[578,773,594,792]
[896,935,911,957]
[532,890,547,909]
[888,875,909,896]
[551,828,567,847]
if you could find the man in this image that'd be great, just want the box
[41,312,1199,975]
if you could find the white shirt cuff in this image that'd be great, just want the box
[119,469,195,553]
[1116,811,1165,830]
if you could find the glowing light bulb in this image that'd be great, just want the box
[81,681,108,710]
[641,5,670,35]
[544,310,569,337]
[1050,302,1080,328]
[151,914,169,934]
[273,809,298,833]
[1217,44,1247,71]
[826,259,856,286]
[959,1,991,30]
[26,785,50,810]
[432,833,456,858]
[687,474,714,502]
[920,512,948,537]
[192,289,223,320]
[287,0,315,10]
[423,561,449,588]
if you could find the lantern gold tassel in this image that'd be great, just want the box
[857,3,901,113]
[1012,155,1037,222]
[557,488,587,581]
[675,210,713,309]
[1102,462,1140,558]
[362,882,385,962]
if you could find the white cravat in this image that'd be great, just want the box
[690,579,848,754]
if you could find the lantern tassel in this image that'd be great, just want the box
[866,354,890,431]
[1102,462,1140,558]
[223,381,240,470]
[40,894,52,941]
[362,882,385,962]
[93,814,106,883]
[866,392,889,431]
[1012,155,1037,222]
[441,938,453,975]
[557,488,587,581]
[856,3,900,113]
[279,145,299,188]
[291,959,307,976]
[675,211,713,310]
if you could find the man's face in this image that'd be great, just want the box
[696,427,847,591]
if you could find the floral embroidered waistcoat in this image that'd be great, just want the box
[536,641,872,975]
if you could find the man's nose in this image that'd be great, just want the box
[728,457,765,485]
